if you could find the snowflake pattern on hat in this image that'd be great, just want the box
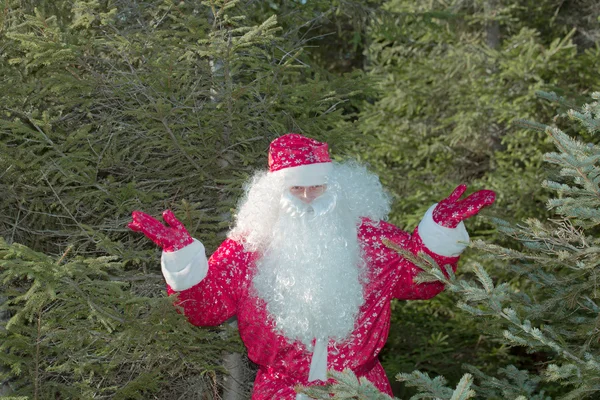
[269,133,331,173]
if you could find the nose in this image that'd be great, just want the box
[299,188,313,203]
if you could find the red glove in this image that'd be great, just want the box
[432,185,496,228]
[128,210,193,252]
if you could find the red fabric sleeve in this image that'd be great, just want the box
[373,221,459,300]
[166,238,249,326]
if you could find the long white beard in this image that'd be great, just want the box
[252,192,366,348]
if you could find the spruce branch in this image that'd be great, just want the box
[160,117,201,171]
[395,371,476,400]
[297,369,395,399]
[3,108,66,158]
[42,174,95,243]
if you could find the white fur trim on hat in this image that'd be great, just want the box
[417,204,470,257]
[270,162,333,186]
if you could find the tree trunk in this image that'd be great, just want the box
[0,295,11,395]
[207,5,251,399]
[484,0,501,49]
[222,352,245,400]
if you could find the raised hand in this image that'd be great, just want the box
[432,185,496,228]
[128,210,193,252]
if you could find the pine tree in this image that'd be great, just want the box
[0,0,368,258]
[0,0,370,397]
[357,0,600,227]
[0,237,245,399]
[352,1,600,391]
[300,91,600,399]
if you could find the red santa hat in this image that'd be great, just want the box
[268,133,333,186]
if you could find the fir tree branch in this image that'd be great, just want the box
[42,174,96,243]
[10,208,20,244]
[4,108,67,158]
[160,117,201,171]
[56,245,73,265]
[60,277,125,324]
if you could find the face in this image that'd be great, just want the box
[289,185,327,204]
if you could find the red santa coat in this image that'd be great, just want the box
[161,207,467,399]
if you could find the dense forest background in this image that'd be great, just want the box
[1,0,599,399]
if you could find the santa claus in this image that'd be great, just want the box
[128,133,495,399]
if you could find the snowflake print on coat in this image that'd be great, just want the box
[166,219,461,399]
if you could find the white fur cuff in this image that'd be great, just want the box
[417,204,470,257]
[161,239,209,291]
